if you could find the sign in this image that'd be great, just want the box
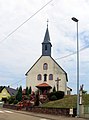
[69,108,73,115]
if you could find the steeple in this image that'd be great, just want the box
[42,22,52,56]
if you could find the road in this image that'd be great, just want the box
[0,108,86,120]
[0,108,48,120]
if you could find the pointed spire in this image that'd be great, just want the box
[43,20,50,43]
[42,21,52,56]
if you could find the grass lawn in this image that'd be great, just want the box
[42,94,89,108]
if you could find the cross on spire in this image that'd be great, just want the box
[47,19,49,27]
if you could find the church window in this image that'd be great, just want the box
[43,63,48,70]
[37,74,42,80]
[44,74,47,81]
[49,74,53,80]
[45,45,47,50]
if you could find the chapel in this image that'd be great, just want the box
[25,24,71,95]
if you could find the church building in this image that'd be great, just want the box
[25,24,69,95]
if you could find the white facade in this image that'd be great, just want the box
[25,26,69,95]
[26,56,68,94]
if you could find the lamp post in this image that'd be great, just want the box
[71,17,79,117]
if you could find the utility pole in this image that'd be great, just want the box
[55,77,61,91]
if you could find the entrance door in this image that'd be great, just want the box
[39,88,50,95]
[2,98,7,103]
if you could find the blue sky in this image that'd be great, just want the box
[0,0,89,94]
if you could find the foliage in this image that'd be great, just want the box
[48,91,64,101]
[53,86,56,92]
[82,94,89,105]
[29,86,32,94]
[82,90,87,94]
[16,86,22,102]
[8,96,15,104]
[50,95,57,101]
[26,87,29,96]
[55,91,64,99]
[24,95,30,100]
[34,90,39,106]
[13,100,18,104]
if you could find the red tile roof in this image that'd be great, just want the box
[36,83,52,88]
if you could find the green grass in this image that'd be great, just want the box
[82,94,89,106]
[42,94,89,108]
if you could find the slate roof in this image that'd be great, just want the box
[0,86,17,96]
[0,86,3,92]
[43,27,50,43]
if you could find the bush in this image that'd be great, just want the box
[50,95,57,101]
[47,91,64,101]
[13,100,18,104]
[34,91,39,106]
[24,95,30,100]
[55,91,64,99]
[8,96,15,104]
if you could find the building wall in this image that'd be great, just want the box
[67,87,72,95]
[26,56,67,94]
[0,88,10,100]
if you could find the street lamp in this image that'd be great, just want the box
[71,17,79,117]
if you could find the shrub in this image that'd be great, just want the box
[53,86,56,92]
[13,100,18,104]
[8,96,15,104]
[24,95,30,100]
[55,91,64,99]
[47,91,64,101]
[50,95,57,101]
[34,91,39,106]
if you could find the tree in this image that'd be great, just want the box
[29,86,32,94]
[26,86,29,96]
[16,86,22,101]
[53,86,56,92]
[82,90,87,94]
[34,90,39,106]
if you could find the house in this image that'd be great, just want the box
[67,87,72,95]
[0,86,17,103]
[25,24,71,95]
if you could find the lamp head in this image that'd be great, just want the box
[72,17,78,22]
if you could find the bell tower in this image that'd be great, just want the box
[42,22,52,56]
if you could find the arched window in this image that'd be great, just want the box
[49,74,53,80]
[43,63,48,70]
[37,74,42,80]
[44,74,47,81]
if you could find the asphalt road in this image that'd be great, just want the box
[0,108,86,120]
[0,109,48,120]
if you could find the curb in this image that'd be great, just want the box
[2,108,66,120]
